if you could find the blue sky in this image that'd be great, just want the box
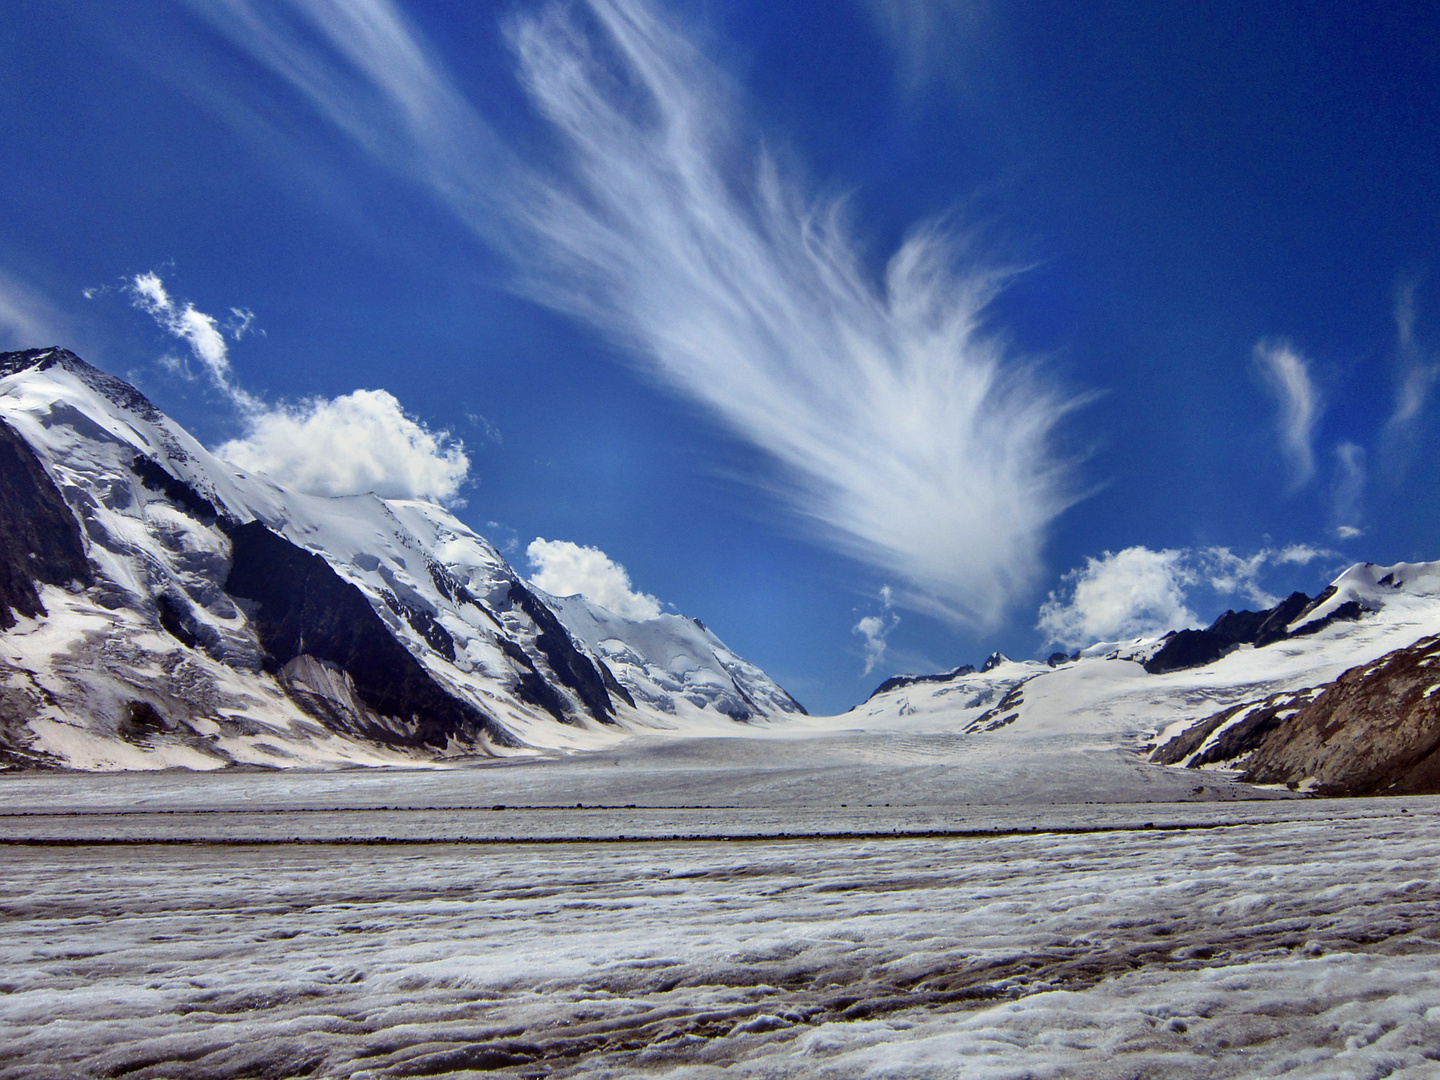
[2,0,1437,714]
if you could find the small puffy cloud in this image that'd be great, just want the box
[1198,548,1277,609]
[526,538,663,620]
[1275,543,1327,565]
[1254,338,1322,489]
[1037,547,1200,648]
[216,390,470,503]
[853,588,900,676]
[1036,543,1338,649]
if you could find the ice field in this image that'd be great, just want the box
[4,742,1440,1079]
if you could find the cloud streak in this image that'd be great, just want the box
[128,272,261,410]
[1253,338,1322,489]
[858,0,995,99]
[0,270,71,351]
[1330,441,1366,539]
[184,0,1084,627]
[1381,279,1439,470]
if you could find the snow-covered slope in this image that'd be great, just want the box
[0,348,803,770]
[850,561,1440,772]
[545,595,806,723]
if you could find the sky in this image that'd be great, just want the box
[2,0,1438,714]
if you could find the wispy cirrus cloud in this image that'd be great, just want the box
[1253,338,1322,489]
[128,272,262,410]
[857,0,995,99]
[0,269,71,351]
[1329,441,1366,540]
[182,0,1085,627]
[1381,279,1439,471]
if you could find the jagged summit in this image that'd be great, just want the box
[0,348,803,770]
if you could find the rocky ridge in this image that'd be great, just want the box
[856,560,1440,795]
[0,348,804,770]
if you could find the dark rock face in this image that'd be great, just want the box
[223,519,513,749]
[1288,598,1365,638]
[380,589,457,663]
[1240,633,1440,795]
[963,682,1029,734]
[1252,593,1314,646]
[1144,592,1313,674]
[1150,688,1321,768]
[870,665,976,700]
[131,454,219,522]
[155,592,201,649]
[496,635,574,725]
[508,581,627,723]
[0,417,93,629]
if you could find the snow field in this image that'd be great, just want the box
[3,802,1440,1078]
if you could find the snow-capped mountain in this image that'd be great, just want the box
[854,560,1440,792]
[0,347,803,771]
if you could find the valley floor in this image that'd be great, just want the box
[3,748,1440,1079]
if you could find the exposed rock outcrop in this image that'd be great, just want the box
[1240,633,1440,795]
[0,417,92,628]
[1144,592,1313,674]
[223,519,516,750]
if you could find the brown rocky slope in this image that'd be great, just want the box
[1239,633,1440,795]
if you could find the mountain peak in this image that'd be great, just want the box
[0,350,804,770]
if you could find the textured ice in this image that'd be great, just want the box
[3,789,1439,1079]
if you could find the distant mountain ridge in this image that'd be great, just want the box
[0,347,803,770]
[855,559,1440,795]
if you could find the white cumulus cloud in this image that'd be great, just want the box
[188,0,1086,629]
[526,538,663,620]
[1253,338,1322,489]
[130,271,469,504]
[1037,544,1335,649]
[216,389,469,502]
[1037,547,1200,648]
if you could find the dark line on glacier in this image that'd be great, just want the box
[0,819,1339,846]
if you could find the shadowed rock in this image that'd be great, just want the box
[0,416,92,629]
[224,519,515,749]
[1145,592,1313,674]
